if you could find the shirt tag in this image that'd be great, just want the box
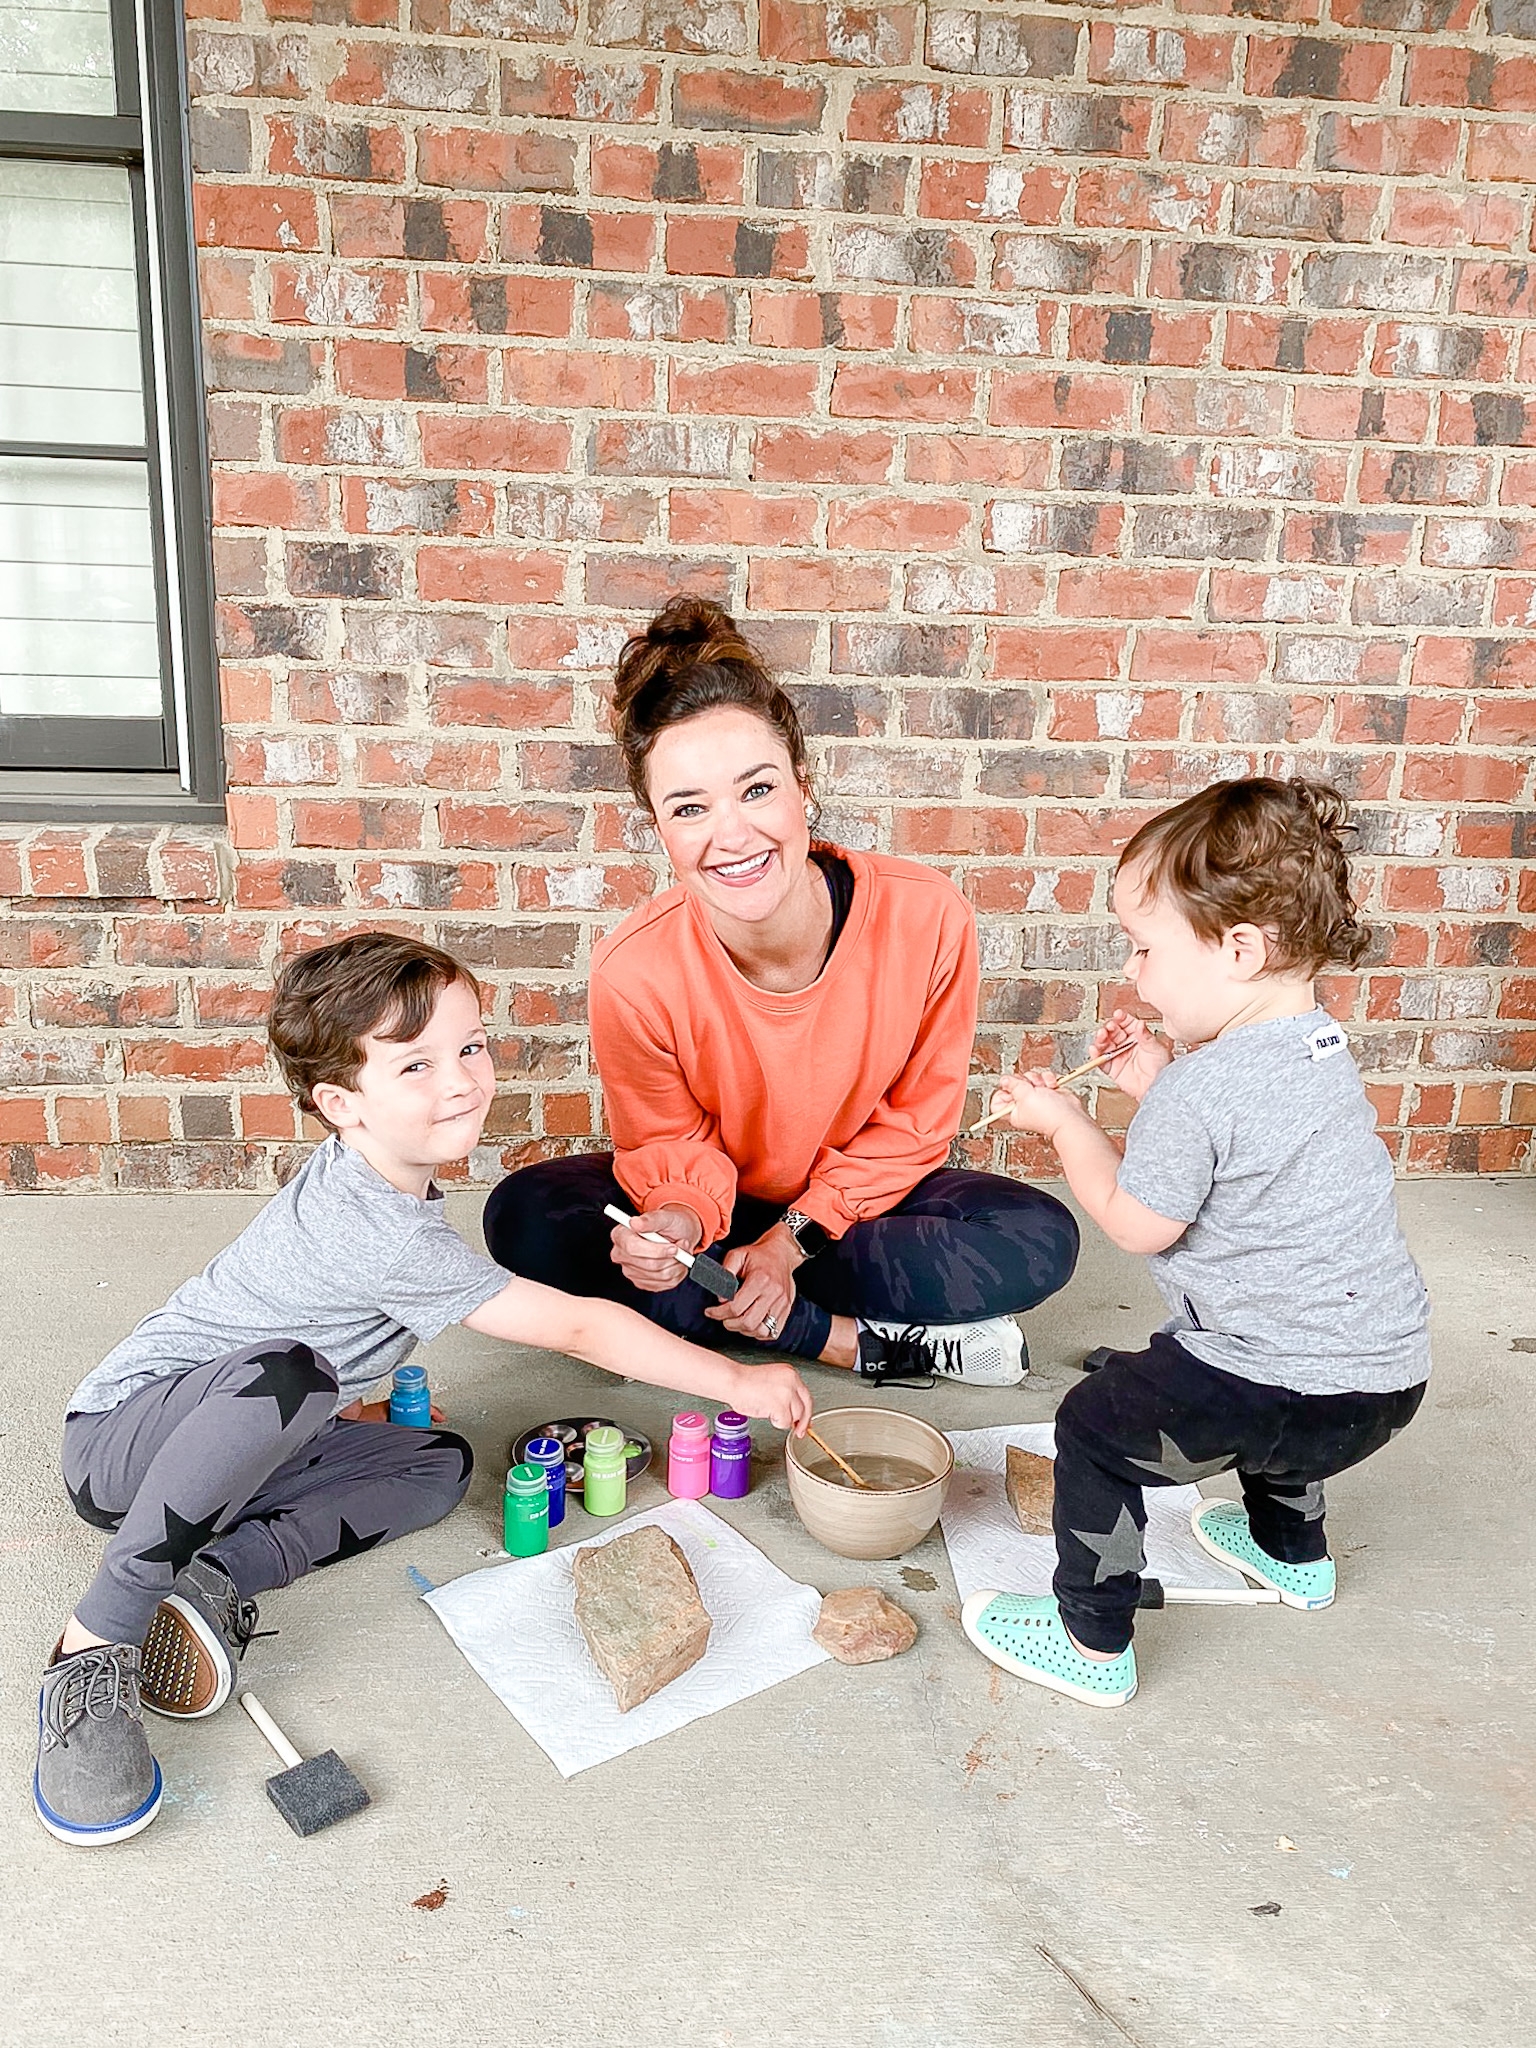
[1304,1020,1347,1062]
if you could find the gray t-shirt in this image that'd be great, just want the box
[1116,1009,1431,1397]
[68,1136,509,1416]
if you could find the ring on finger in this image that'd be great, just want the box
[762,1313,778,1339]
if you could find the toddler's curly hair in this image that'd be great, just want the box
[1118,777,1370,976]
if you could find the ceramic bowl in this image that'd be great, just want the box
[785,1406,954,1561]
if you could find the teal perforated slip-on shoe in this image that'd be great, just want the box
[961,1592,1137,1708]
[1190,1500,1336,1610]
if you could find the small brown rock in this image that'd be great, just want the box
[813,1587,917,1664]
[573,1526,711,1713]
[1005,1446,1055,1536]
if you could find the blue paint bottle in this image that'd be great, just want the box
[389,1363,431,1428]
[525,1436,567,1528]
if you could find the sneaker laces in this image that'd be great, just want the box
[204,1570,274,1658]
[858,1325,960,1387]
[44,1645,138,1750]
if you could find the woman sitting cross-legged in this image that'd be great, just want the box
[483,597,1079,1387]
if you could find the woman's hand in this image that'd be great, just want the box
[1094,1009,1170,1102]
[727,1358,814,1436]
[610,1203,704,1293]
[707,1222,801,1343]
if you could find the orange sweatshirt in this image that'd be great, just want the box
[588,849,979,1247]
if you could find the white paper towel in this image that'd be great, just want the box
[941,1423,1249,1602]
[423,1498,829,1778]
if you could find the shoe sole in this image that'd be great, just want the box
[960,1592,1137,1709]
[1189,1507,1335,1611]
[140,1594,234,1719]
[33,1759,163,1847]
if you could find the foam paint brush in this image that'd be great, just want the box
[603,1204,741,1302]
[240,1692,371,1837]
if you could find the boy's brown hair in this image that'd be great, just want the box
[268,932,484,1125]
[1118,777,1370,975]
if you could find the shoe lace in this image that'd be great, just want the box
[44,1645,136,1750]
[210,1574,274,1657]
[867,1325,951,1386]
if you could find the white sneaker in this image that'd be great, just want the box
[855,1315,1028,1387]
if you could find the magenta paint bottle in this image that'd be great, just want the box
[710,1411,752,1500]
[667,1412,711,1500]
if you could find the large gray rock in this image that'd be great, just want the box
[572,1527,711,1713]
[813,1587,916,1664]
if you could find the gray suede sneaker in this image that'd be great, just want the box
[34,1642,163,1847]
[140,1552,266,1719]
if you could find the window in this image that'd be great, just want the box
[0,0,220,820]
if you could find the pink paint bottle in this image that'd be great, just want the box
[667,1412,711,1500]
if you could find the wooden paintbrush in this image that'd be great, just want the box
[967,1039,1137,1136]
[805,1424,872,1489]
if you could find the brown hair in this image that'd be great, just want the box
[268,931,484,1125]
[1118,777,1370,975]
[610,595,813,811]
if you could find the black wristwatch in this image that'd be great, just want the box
[781,1208,831,1260]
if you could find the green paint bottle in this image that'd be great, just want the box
[503,1462,549,1557]
[582,1426,627,1518]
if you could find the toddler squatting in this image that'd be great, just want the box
[965,777,1431,1708]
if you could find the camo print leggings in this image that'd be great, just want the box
[483,1155,1080,1362]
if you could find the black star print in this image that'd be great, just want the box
[135,1499,232,1576]
[231,1345,336,1432]
[424,1431,474,1487]
[67,1469,121,1532]
[313,1518,390,1569]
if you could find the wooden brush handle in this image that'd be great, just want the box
[805,1424,872,1489]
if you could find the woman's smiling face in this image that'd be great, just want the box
[646,705,812,926]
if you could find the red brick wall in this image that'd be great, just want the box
[2,0,1534,1191]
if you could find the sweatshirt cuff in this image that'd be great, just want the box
[630,1179,729,1251]
[792,1185,852,1240]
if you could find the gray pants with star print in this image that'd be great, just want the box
[1053,1333,1426,1654]
[63,1342,474,1646]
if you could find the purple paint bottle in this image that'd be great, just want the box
[710,1411,752,1499]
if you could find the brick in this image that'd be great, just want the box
[1076,169,1221,236]
[747,557,889,612]
[335,341,489,404]
[673,68,825,132]
[990,372,1131,432]
[762,1,917,66]
[986,501,1122,556]
[330,41,492,112]
[419,416,570,473]
[988,628,1124,683]
[267,115,405,183]
[992,235,1135,295]
[502,59,660,124]
[416,547,564,604]
[417,127,577,193]
[831,365,976,423]
[919,162,1066,226]
[847,81,989,147]
[192,185,320,252]
[670,360,817,417]
[1069,306,1213,369]
[753,426,893,483]
[1225,312,1368,377]
[591,0,748,54]
[828,498,968,552]
[927,11,1079,78]
[1245,35,1392,103]
[332,195,487,261]
[907,438,1051,489]
[595,141,741,204]
[1161,102,1307,169]
[1466,121,1536,181]
[1004,92,1153,158]
[831,223,972,288]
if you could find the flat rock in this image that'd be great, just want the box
[572,1526,711,1714]
[813,1587,917,1664]
[1006,1446,1055,1536]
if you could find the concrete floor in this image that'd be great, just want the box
[1,1180,1532,2048]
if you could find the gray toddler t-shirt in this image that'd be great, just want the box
[68,1136,509,1416]
[1116,1009,1430,1397]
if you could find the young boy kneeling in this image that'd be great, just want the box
[36,933,810,1845]
[966,778,1430,1707]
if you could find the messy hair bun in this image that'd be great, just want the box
[611,595,813,811]
[1119,776,1370,975]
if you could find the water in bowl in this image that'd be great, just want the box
[805,1452,936,1492]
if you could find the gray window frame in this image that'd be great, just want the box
[0,0,222,822]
